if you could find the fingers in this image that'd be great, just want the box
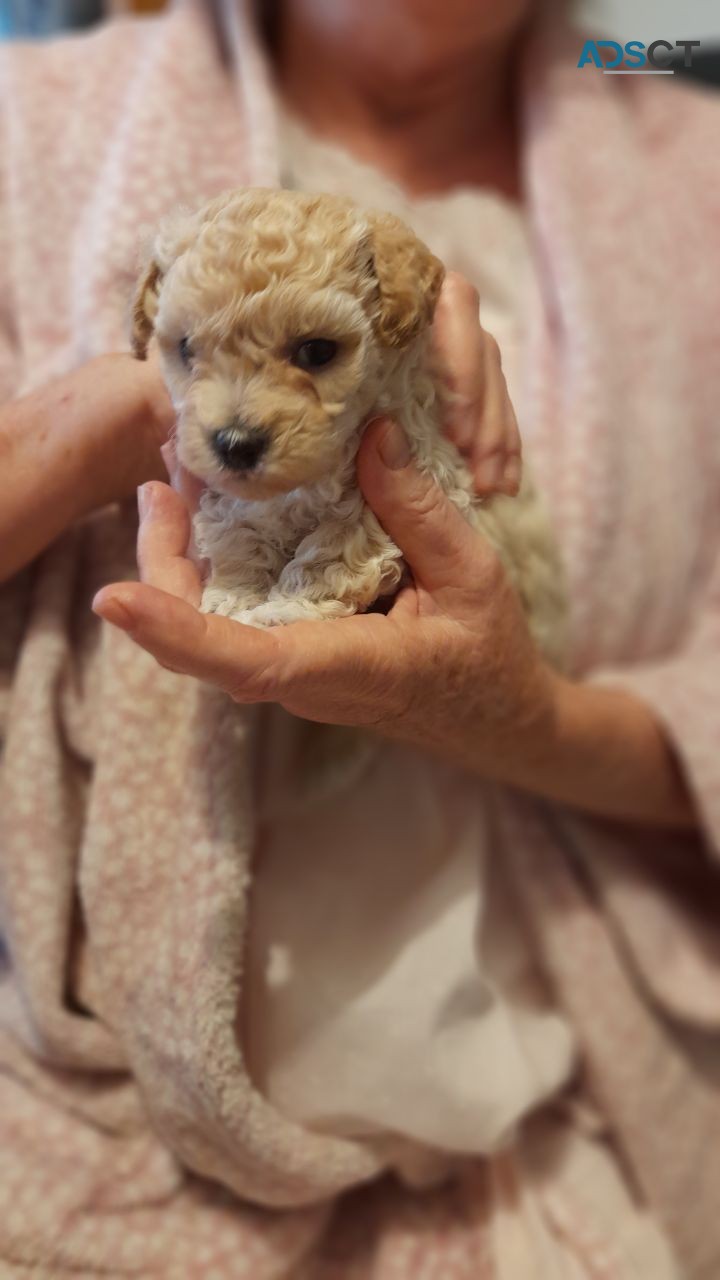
[357,418,495,595]
[136,481,202,606]
[433,272,522,496]
[92,581,287,701]
[106,477,386,710]
[160,440,178,484]
[472,336,522,497]
[433,273,486,455]
[91,579,382,714]
[160,440,206,515]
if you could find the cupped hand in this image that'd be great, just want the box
[93,419,555,783]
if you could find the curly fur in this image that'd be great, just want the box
[132,188,565,663]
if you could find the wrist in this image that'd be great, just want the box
[410,657,561,788]
[475,664,568,793]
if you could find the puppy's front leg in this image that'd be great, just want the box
[234,511,404,627]
[195,501,286,619]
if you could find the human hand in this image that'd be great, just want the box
[92,328,695,830]
[0,351,176,583]
[88,352,176,506]
[93,418,555,783]
[432,272,521,496]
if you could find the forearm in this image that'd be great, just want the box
[496,674,696,829]
[0,355,170,583]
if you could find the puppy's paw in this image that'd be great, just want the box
[201,585,256,617]
[229,600,309,628]
[231,598,356,627]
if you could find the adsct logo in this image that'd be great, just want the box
[577,39,701,74]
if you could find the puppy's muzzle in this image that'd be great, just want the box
[211,423,268,473]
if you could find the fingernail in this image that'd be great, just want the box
[378,420,411,470]
[92,593,134,632]
[160,441,175,471]
[137,483,152,519]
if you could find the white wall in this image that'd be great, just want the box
[574,0,719,42]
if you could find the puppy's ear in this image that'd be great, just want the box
[131,258,163,360]
[130,204,212,358]
[362,211,445,349]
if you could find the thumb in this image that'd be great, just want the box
[357,417,490,593]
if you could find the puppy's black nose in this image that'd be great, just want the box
[211,424,268,473]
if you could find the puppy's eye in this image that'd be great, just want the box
[291,339,338,371]
[178,337,193,369]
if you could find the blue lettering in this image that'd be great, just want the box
[624,41,646,68]
[577,39,603,69]
[597,40,624,70]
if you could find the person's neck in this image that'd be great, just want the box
[274,13,522,199]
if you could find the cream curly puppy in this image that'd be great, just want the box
[132,188,564,660]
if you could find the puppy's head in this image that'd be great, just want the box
[132,189,443,498]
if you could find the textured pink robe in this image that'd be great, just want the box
[1,2,720,1275]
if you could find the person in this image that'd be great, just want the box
[1,1,719,1276]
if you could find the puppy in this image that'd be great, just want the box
[132,188,565,661]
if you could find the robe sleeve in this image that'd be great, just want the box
[588,551,720,857]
